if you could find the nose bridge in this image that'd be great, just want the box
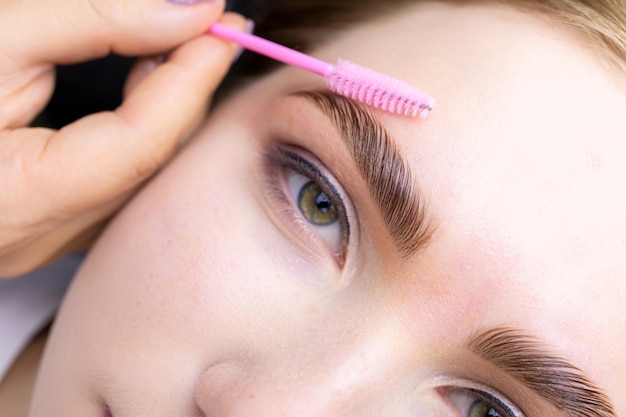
[195,325,404,417]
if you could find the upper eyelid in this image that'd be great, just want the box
[264,145,353,256]
[465,388,525,417]
[274,149,331,190]
[435,377,527,417]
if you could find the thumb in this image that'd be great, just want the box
[2,0,225,66]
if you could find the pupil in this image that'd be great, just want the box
[315,193,332,212]
[297,181,338,226]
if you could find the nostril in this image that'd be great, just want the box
[103,404,113,417]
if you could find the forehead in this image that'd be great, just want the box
[306,2,626,287]
[286,0,626,406]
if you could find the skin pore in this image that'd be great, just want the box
[13,2,626,416]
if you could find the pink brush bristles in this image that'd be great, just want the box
[208,22,436,118]
[327,59,435,118]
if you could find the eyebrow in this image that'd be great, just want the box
[469,327,617,417]
[293,90,433,258]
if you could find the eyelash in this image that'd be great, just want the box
[263,146,351,265]
[439,382,526,417]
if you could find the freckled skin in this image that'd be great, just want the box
[31,3,626,416]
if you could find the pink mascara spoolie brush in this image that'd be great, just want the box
[208,22,436,118]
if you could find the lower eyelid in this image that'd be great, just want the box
[262,165,321,243]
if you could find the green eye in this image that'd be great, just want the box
[469,400,502,417]
[445,386,522,417]
[286,169,345,257]
[297,181,339,226]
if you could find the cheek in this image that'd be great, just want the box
[50,124,342,377]
[42,136,267,379]
[87,138,275,349]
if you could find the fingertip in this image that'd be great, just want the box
[218,11,249,31]
[203,12,250,64]
[164,11,248,79]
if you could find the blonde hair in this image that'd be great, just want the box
[496,0,626,72]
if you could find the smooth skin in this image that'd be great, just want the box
[0,0,246,276]
[25,2,626,416]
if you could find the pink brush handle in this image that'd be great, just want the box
[208,22,333,76]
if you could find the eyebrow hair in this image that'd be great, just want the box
[468,327,617,417]
[293,90,433,258]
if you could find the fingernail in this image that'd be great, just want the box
[232,19,255,63]
[168,0,219,4]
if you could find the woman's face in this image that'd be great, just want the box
[32,3,626,417]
